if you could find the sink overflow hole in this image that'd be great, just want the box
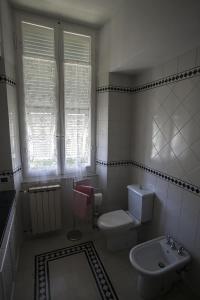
[158,262,166,268]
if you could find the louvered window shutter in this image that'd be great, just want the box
[22,22,58,176]
[63,32,91,173]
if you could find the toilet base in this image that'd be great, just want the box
[106,228,137,251]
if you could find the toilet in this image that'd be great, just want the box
[97,185,154,251]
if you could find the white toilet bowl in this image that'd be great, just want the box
[98,210,140,251]
[97,185,154,251]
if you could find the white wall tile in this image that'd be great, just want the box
[130,54,200,295]
[162,183,183,239]
[171,105,191,131]
[97,93,109,122]
[183,84,200,117]
[179,191,200,251]
[171,78,194,101]
[180,118,200,145]
[153,130,168,153]
[96,146,108,161]
[170,132,188,157]
[154,105,169,128]
[187,166,200,187]
[162,90,182,116]
[150,178,168,236]
[150,152,164,171]
[140,171,157,192]
[160,118,179,142]
[178,148,199,175]
[190,140,200,161]
[131,167,142,184]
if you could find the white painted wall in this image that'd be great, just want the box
[98,0,200,73]
[97,22,111,85]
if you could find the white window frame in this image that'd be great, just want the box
[14,11,96,179]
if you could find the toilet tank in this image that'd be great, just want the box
[127,185,154,223]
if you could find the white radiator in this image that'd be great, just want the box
[29,185,61,235]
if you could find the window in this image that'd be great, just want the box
[20,20,93,177]
[22,22,57,175]
[64,32,91,173]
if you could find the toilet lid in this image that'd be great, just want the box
[98,210,133,229]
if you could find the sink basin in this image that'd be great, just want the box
[129,236,191,277]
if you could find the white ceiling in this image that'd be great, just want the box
[10,0,125,27]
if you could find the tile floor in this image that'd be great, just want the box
[14,229,198,300]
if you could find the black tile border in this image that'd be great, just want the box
[96,159,200,196]
[35,240,119,300]
[96,159,132,167]
[0,74,16,86]
[97,65,200,94]
[13,166,22,176]
[97,85,133,93]
[0,166,22,177]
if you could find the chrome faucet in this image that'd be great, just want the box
[166,234,176,249]
[177,246,185,256]
[170,239,176,250]
[166,234,171,245]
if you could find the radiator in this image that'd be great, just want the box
[29,184,61,235]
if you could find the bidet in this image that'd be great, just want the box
[129,236,191,299]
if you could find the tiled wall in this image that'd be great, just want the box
[131,75,200,184]
[107,89,131,211]
[96,73,132,211]
[131,47,200,295]
[0,0,22,191]
[96,89,109,209]
[96,92,109,162]
[97,46,200,294]
[0,1,23,296]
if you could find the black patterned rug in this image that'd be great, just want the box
[35,241,119,300]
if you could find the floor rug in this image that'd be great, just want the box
[35,241,119,300]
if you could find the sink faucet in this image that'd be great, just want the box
[170,240,176,250]
[177,246,185,256]
[166,234,171,245]
[166,235,177,249]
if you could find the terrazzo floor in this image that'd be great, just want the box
[14,229,199,300]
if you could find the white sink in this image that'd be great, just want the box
[129,236,191,277]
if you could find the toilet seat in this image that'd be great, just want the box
[98,209,140,230]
